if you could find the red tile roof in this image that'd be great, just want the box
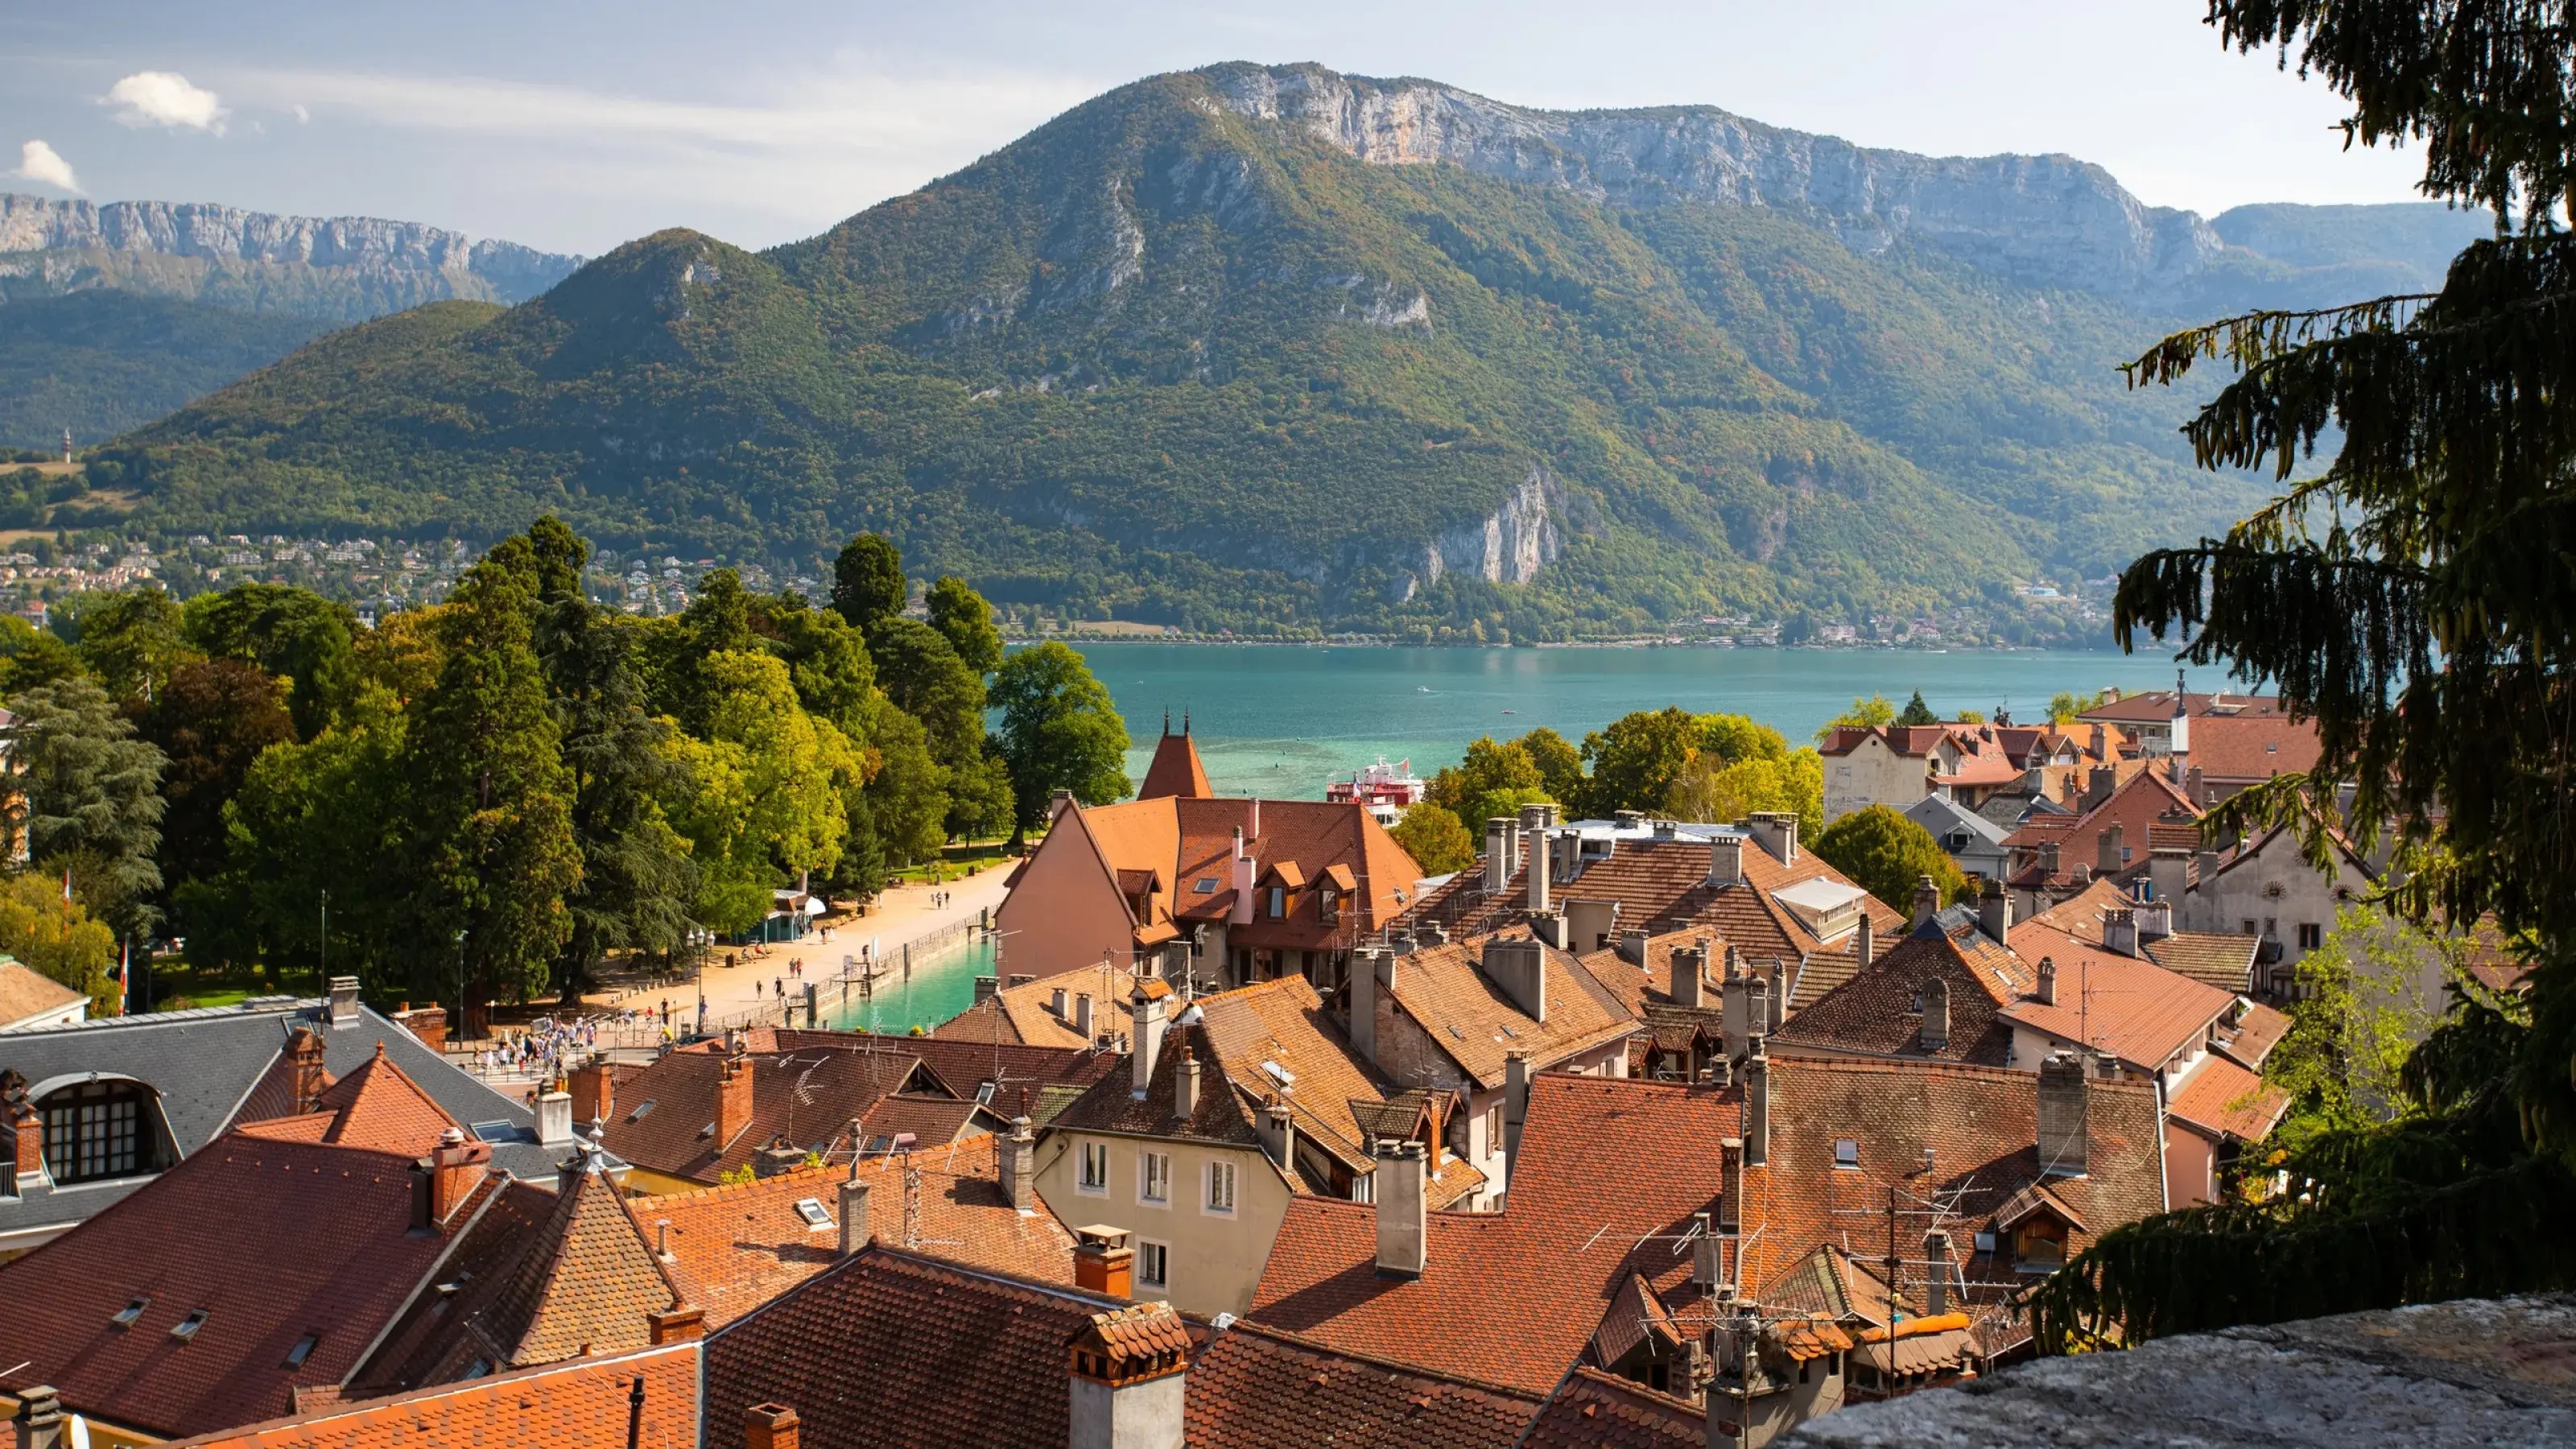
[162,1343,703,1449]
[650,1135,1079,1328]
[1381,931,1640,1090]
[235,1045,461,1158]
[2078,691,2293,724]
[0,960,85,1026]
[1140,729,1214,800]
[1773,917,2029,1066]
[2002,770,2202,887]
[1185,1320,1542,1449]
[1519,1368,1704,1449]
[2165,1056,2292,1143]
[1073,796,1424,953]
[1196,976,1398,1179]
[412,1153,679,1381]
[1999,922,2237,1071]
[596,1034,925,1185]
[0,1133,497,1438]
[701,1249,1128,1449]
[931,966,1138,1050]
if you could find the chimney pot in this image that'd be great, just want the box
[742,1402,802,1449]
[1175,1048,1200,1119]
[1979,877,2012,943]
[1073,1224,1135,1299]
[2035,956,2058,1006]
[1919,976,1950,1053]
[646,1306,705,1345]
[1854,911,1874,972]
[1707,834,1744,887]
[2038,1052,2090,1178]
[1670,943,1707,1010]
[1000,1117,1037,1212]
[1910,875,1939,929]
[10,1386,64,1449]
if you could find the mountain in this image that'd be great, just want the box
[101,64,2475,638]
[0,195,581,448]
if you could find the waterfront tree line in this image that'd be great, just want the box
[0,519,1131,1024]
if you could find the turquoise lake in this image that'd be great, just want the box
[1081,643,2234,801]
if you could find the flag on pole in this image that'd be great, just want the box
[62,865,72,903]
[116,938,129,1017]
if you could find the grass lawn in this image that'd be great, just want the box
[889,839,1020,886]
[150,956,323,1013]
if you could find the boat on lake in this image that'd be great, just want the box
[1326,757,1428,826]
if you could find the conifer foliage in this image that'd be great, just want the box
[2039,0,2576,1349]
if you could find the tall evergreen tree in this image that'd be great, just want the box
[2033,0,2576,1351]
[142,657,295,924]
[831,533,906,630]
[406,538,581,1026]
[7,674,168,945]
[927,575,1005,675]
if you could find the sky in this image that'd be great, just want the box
[0,1,2433,258]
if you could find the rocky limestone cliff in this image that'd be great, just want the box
[1202,62,2223,308]
[0,194,580,313]
[1405,464,1568,597]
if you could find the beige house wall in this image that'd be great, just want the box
[1823,737,1931,824]
[2185,838,2375,994]
[1032,1129,1292,1319]
[995,826,1144,982]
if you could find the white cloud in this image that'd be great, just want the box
[14,140,80,192]
[105,71,229,133]
[291,103,310,124]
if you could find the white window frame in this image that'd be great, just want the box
[1204,1159,1236,1215]
[1140,1150,1172,1207]
[1137,1239,1170,1290]
[1078,1141,1110,1195]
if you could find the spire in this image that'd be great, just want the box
[1138,727,1212,800]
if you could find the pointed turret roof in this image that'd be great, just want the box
[1138,714,1212,799]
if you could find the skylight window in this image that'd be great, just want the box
[1259,1060,1294,1088]
[1193,878,1219,894]
[794,1198,833,1231]
[1833,1139,1860,1169]
[469,1121,526,1144]
[171,1309,210,1343]
[111,1296,148,1328]
[283,1333,320,1368]
[628,1100,655,1122]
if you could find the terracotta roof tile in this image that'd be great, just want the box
[1381,932,1638,1090]
[701,1249,1126,1449]
[2148,931,2263,994]
[0,1133,494,1438]
[2216,1002,2292,1071]
[1196,976,1396,1175]
[1773,918,2025,1066]
[2166,1056,2293,1143]
[2001,921,2238,1071]
[1520,1368,1704,1449]
[1186,1320,1541,1449]
[1046,1019,1265,1148]
[2182,713,2322,783]
[0,959,85,1026]
[1139,729,1214,800]
[930,966,1137,1051]
[598,1038,921,1186]
[163,1343,703,1449]
[1072,796,1424,953]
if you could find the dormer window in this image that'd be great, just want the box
[1318,886,1340,925]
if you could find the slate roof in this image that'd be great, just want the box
[0,1130,507,1438]
[649,1133,1078,1329]
[776,1027,1123,1113]
[1519,1368,1705,1449]
[1185,1319,1541,1449]
[161,1342,703,1449]
[0,998,552,1236]
[701,1249,1129,1449]
[0,959,85,1029]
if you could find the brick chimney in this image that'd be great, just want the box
[285,1026,328,1113]
[716,1048,754,1150]
[1484,818,1516,895]
[416,1126,490,1229]
[1481,939,1547,1023]
[2035,956,2058,1006]
[742,1403,801,1449]
[10,1386,63,1449]
[2098,823,2125,878]
[1073,1224,1135,1299]
[1670,942,1707,1010]
[2038,1052,2089,1179]
[390,1005,447,1052]
[1130,983,1170,1098]
[1068,1303,1190,1449]
[1707,834,1743,887]
[5,1072,42,1194]
[1744,1044,1769,1167]
[327,975,361,1028]
[1978,877,2011,943]
[1854,912,1873,972]
[569,1060,614,1129]
[1910,874,1939,929]
[1717,1138,1742,1231]
[647,1306,705,1345]
[1918,977,1949,1053]
[1373,1140,1427,1278]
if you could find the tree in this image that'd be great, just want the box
[1897,690,1938,726]
[1668,749,1824,840]
[1809,804,1966,914]
[857,693,950,870]
[663,650,858,935]
[1426,737,1548,829]
[72,588,191,704]
[832,533,906,630]
[2047,690,2103,724]
[405,541,582,1021]
[1580,708,1701,817]
[0,873,118,1010]
[1695,713,1790,766]
[141,658,295,919]
[990,642,1132,840]
[927,575,1004,675]
[2261,906,2458,1158]
[1814,693,1895,743]
[6,675,167,943]
[1514,727,1587,806]
[1389,803,1476,877]
[2035,0,2576,1351]
[0,616,87,696]
[869,615,1007,838]
[182,583,360,740]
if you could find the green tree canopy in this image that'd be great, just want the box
[1389,803,1476,877]
[1897,689,1938,726]
[1814,693,1896,742]
[2047,690,2103,724]
[7,675,167,942]
[927,575,1005,675]
[1695,712,1790,765]
[832,533,906,630]
[1809,803,1966,915]
[1668,749,1823,840]
[142,657,295,926]
[1426,736,1549,831]
[665,650,859,934]
[72,587,192,704]
[1580,707,1702,817]
[182,582,360,740]
[0,615,88,696]
[1513,727,1587,806]
[0,873,119,1010]
[990,642,1133,838]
